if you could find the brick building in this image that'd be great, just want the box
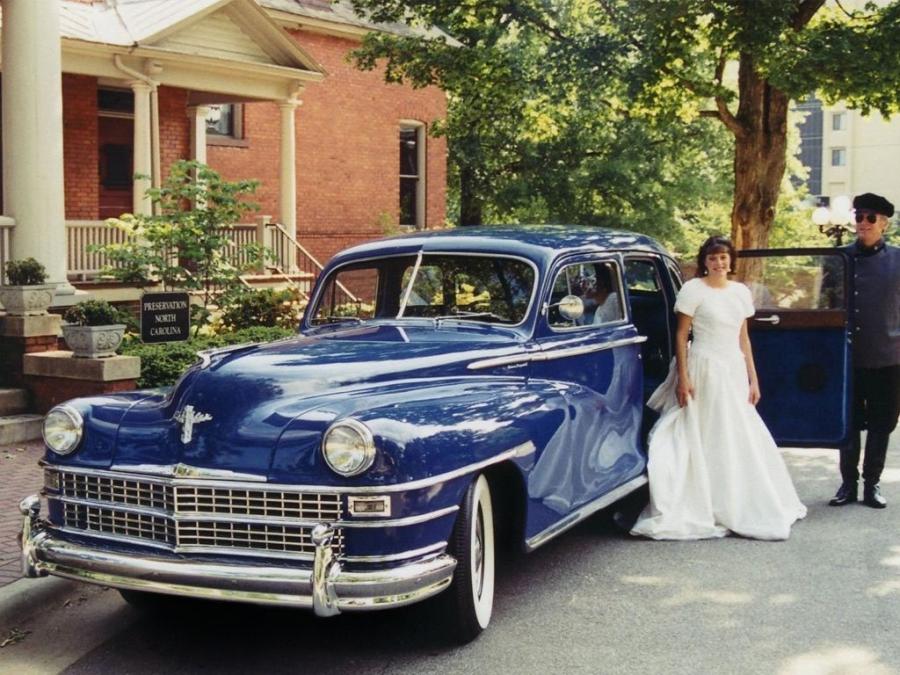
[0,0,447,305]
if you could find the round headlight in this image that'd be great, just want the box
[43,405,84,456]
[322,419,375,477]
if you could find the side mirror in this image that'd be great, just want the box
[554,294,584,322]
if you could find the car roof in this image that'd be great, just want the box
[328,225,672,268]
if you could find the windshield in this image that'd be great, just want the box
[309,253,536,326]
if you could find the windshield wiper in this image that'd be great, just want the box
[322,316,364,324]
[434,310,509,323]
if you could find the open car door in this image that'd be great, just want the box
[738,248,853,448]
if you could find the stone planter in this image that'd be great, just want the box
[62,324,126,358]
[0,284,57,316]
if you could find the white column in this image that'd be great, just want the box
[279,99,300,271]
[1,0,75,294]
[187,106,209,166]
[131,81,153,216]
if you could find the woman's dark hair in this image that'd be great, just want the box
[696,235,737,277]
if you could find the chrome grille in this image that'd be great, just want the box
[176,486,341,520]
[178,521,344,554]
[49,469,342,559]
[61,472,172,510]
[64,502,175,545]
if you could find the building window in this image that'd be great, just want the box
[832,112,847,131]
[206,104,244,141]
[98,88,134,116]
[399,122,425,229]
[831,147,847,167]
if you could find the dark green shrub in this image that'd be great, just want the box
[219,287,304,331]
[121,326,294,388]
[6,258,48,285]
[63,300,128,326]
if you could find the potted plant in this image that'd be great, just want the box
[1,257,56,316]
[62,300,128,358]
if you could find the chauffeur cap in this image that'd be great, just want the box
[852,192,895,217]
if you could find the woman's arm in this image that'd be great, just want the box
[675,312,693,407]
[739,320,761,405]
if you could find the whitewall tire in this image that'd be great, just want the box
[446,473,495,643]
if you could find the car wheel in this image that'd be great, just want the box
[445,473,495,643]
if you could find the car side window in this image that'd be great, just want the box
[741,254,846,310]
[310,262,380,324]
[547,260,624,329]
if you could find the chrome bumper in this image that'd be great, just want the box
[19,496,455,615]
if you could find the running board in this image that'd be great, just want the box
[524,474,648,552]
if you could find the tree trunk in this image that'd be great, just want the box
[730,53,790,253]
[458,163,484,227]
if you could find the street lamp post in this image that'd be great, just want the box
[812,195,854,246]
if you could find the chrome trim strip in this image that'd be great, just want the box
[340,505,458,528]
[468,335,647,370]
[108,463,268,482]
[47,446,521,495]
[525,475,648,552]
[348,448,519,494]
[172,546,316,562]
[342,542,446,563]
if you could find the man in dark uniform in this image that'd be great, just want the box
[830,192,900,508]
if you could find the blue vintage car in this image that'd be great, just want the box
[20,227,853,642]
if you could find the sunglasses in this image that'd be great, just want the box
[854,211,879,224]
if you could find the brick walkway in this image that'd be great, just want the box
[0,439,44,588]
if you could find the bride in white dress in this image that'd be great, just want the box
[631,236,807,541]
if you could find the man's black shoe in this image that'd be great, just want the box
[829,482,858,506]
[863,484,887,509]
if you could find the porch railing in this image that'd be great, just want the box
[61,219,357,303]
[66,220,132,281]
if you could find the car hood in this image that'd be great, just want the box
[107,324,527,478]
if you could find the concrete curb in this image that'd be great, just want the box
[0,576,80,627]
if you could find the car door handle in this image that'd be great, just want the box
[754,315,781,325]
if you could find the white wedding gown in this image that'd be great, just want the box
[630,278,807,541]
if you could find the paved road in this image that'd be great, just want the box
[1,439,898,675]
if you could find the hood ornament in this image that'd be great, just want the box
[173,405,212,444]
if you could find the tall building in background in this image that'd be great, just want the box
[794,0,900,209]
[794,99,900,209]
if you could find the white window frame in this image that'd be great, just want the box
[399,120,426,229]
[831,147,847,167]
[831,112,846,131]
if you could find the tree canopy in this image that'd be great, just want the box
[349,0,900,253]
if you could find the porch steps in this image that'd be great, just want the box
[0,389,28,416]
[0,388,42,444]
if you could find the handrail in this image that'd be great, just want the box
[266,222,358,302]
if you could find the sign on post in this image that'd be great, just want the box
[141,292,190,343]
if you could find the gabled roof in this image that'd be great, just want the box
[262,0,457,43]
[59,0,324,74]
